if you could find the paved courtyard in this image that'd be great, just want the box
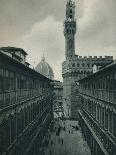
[41,118,91,155]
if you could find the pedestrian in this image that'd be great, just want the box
[43,150,45,155]
[51,140,53,146]
[49,149,52,155]
[61,138,63,144]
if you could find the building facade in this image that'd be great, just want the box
[62,0,113,119]
[0,47,29,66]
[78,61,116,155]
[0,48,53,155]
[52,80,63,114]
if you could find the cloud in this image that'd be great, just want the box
[77,0,116,57]
[0,0,116,81]
[0,0,66,38]
[20,16,64,80]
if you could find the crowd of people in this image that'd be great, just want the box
[38,117,80,155]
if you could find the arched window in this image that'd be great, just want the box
[70,9,72,14]
[72,63,75,67]
[81,71,83,74]
[0,131,3,154]
[69,15,72,19]
[77,63,79,67]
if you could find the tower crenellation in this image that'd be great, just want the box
[66,0,75,20]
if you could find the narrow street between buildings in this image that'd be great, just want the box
[39,117,91,155]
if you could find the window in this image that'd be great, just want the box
[10,72,15,90]
[20,75,26,89]
[5,92,10,105]
[0,94,3,108]
[82,63,84,67]
[77,63,79,67]
[0,68,3,76]
[70,9,72,14]
[3,70,10,90]
[17,74,21,89]
[0,68,3,91]
[114,73,116,89]
[114,73,116,80]
[0,131,3,154]
[72,63,75,67]
[69,15,72,18]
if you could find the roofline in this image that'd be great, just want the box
[0,51,52,82]
[78,60,116,82]
[0,47,28,55]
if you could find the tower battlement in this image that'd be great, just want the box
[68,55,113,61]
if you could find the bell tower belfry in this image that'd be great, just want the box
[64,0,76,60]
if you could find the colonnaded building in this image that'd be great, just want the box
[0,47,53,155]
[62,0,113,119]
[78,61,116,155]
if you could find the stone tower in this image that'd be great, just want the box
[64,0,76,60]
[62,0,113,119]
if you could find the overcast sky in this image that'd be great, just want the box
[0,0,116,80]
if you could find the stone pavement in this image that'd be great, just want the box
[42,119,91,155]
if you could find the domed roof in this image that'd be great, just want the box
[35,56,54,80]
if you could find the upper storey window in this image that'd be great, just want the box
[114,73,116,80]
[72,63,75,67]
[77,63,79,67]
[69,15,72,19]
[0,68,3,77]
